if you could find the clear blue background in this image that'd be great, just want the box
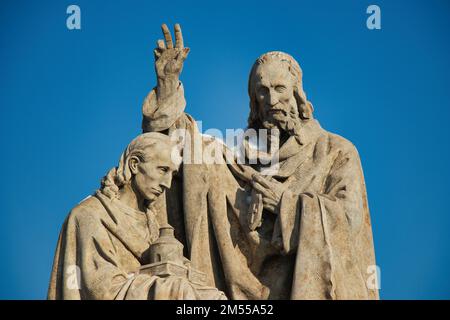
[1,0,449,299]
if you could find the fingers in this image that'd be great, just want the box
[182,47,190,59]
[154,40,165,59]
[252,180,275,199]
[153,49,162,59]
[161,24,174,48]
[251,180,266,195]
[157,39,166,50]
[250,185,279,214]
[174,23,184,48]
[262,197,276,207]
[252,174,272,189]
[159,23,189,60]
[262,199,277,213]
[175,47,188,61]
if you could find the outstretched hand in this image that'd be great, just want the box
[154,23,190,81]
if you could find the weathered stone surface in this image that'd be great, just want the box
[49,23,378,300]
[48,133,226,300]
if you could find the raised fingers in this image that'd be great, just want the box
[161,24,174,48]
[174,23,184,48]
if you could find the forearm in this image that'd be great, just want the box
[142,80,187,133]
[156,75,180,102]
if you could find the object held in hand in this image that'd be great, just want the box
[139,224,207,286]
[248,190,263,231]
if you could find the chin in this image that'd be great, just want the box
[261,118,277,129]
[263,117,286,131]
[145,193,158,203]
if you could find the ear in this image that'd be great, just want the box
[128,155,141,175]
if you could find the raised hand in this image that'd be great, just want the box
[154,23,190,82]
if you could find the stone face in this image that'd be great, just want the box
[48,23,379,300]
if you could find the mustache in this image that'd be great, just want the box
[266,101,289,112]
[262,109,303,138]
[268,108,287,116]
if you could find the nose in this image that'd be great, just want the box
[160,174,172,190]
[268,89,279,107]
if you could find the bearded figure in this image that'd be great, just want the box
[141,24,379,300]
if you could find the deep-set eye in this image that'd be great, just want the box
[275,85,286,93]
[159,167,169,173]
[257,86,268,96]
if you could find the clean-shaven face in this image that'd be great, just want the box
[132,145,179,203]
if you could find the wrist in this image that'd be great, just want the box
[157,74,179,87]
[157,76,180,100]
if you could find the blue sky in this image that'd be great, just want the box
[1,0,449,299]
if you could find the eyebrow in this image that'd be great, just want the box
[256,83,268,89]
[162,164,179,172]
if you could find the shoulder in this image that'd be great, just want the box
[314,128,359,159]
[321,129,361,159]
[65,194,106,229]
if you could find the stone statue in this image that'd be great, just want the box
[48,132,226,300]
[141,24,379,300]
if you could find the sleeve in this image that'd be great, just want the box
[63,209,205,300]
[72,212,158,300]
[273,146,364,255]
[271,146,377,299]
[141,81,186,133]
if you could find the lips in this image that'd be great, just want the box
[151,188,163,196]
[269,109,287,116]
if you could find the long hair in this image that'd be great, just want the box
[247,51,314,130]
[100,132,179,199]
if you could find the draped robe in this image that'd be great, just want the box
[48,191,226,300]
[142,83,379,299]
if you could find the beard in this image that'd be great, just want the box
[261,102,303,145]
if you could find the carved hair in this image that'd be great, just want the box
[100,132,179,199]
[247,51,314,130]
